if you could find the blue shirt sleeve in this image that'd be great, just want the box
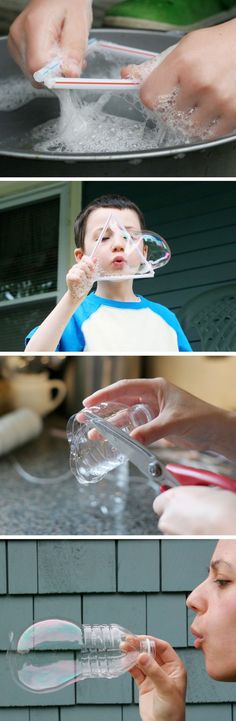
[25,326,37,345]
[174,318,192,352]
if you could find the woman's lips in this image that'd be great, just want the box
[191,626,204,649]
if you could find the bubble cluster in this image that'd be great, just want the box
[23,88,188,155]
[0,76,50,111]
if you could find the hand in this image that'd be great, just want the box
[124,636,186,721]
[153,486,236,535]
[83,377,234,457]
[66,255,97,301]
[122,19,236,140]
[8,0,92,82]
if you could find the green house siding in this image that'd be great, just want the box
[0,539,235,719]
[83,181,236,349]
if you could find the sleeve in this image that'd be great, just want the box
[174,319,192,352]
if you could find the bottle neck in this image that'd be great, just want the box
[129,403,154,429]
[139,638,156,656]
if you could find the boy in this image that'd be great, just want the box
[25,194,191,352]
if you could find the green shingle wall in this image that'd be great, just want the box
[0,540,235,718]
[83,181,236,348]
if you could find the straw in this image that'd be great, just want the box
[45,76,140,91]
[89,213,113,260]
[33,57,62,84]
[33,39,97,83]
[33,39,157,88]
[94,40,158,59]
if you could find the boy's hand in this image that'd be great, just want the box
[153,486,236,535]
[66,255,97,302]
[122,19,236,140]
[8,0,92,83]
[123,636,186,721]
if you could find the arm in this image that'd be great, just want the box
[25,255,96,352]
[123,636,186,721]
[8,0,92,82]
[83,377,236,462]
[122,19,236,140]
[25,290,82,351]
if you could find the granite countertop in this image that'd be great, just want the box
[0,415,235,536]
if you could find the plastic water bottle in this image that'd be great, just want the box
[67,401,154,485]
[9,619,155,693]
[76,460,130,518]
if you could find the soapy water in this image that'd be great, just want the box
[0,43,228,155]
[25,90,185,155]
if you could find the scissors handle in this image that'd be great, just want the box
[161,463,236,493]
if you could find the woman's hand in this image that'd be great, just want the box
[83,377,236,461]
[122,19,236,140]
[154,486,236,535]
[124,636,186,721]
[66,255,97,301]
[8,0,92,82]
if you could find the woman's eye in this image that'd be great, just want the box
[214,579,231,587]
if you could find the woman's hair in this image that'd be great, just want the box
[74,193,145,250]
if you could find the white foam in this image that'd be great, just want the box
[0,76,50,111]
[23,85,186,155]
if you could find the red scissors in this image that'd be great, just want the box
[89,414,236,494]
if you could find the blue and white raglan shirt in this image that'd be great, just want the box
[25,293,192,352]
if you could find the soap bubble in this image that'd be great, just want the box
[9,620,85,692]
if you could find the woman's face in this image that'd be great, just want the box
[187,540,236,681]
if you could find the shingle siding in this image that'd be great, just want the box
[0,540,235,718]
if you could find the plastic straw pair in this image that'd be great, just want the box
[33,39,157,92]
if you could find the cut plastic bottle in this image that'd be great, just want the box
[8,620,155,692]
[67,401,154,484]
